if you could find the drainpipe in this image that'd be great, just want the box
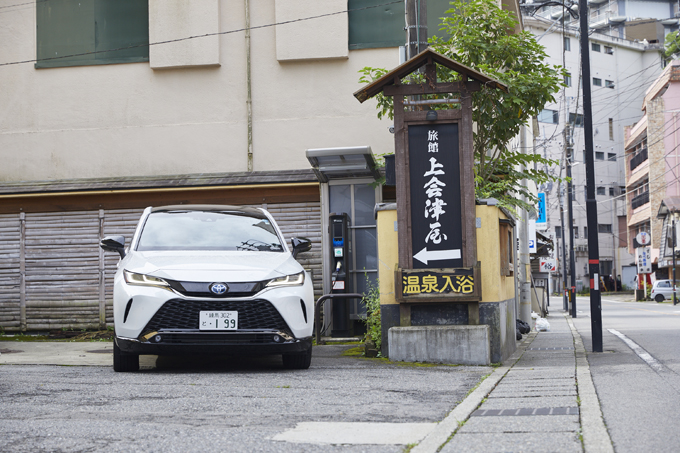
[245,0,254,172]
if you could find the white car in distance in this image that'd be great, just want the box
[100,205,314,372]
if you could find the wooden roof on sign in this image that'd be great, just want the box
[353,48,507,103]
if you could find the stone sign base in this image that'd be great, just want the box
[388,325,490,366]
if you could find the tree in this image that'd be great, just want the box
[358,0,565,212]
[664,31,680,61]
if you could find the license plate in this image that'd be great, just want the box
[199,311,238,330]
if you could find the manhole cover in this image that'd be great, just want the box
[0,348,23,354]
[86,349,112,354]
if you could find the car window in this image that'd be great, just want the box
[137,211,284,252]
[657,281,670,288]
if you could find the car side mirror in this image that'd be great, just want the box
[291,237,312,258]
[100,235,126,259]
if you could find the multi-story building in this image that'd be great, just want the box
[624,60,680,280]
[523,15,663,291]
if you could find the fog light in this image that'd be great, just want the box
[154,335,162,343]
[273,335,282,343]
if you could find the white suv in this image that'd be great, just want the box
[100,205,314,372]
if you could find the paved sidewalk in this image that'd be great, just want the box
[414,312,613,452]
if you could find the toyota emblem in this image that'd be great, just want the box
[209,283,228,295]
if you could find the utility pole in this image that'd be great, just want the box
[673,218,677,305]
[560,185,568,312]
[565,124,577,318]
[406,0,427,59]
[579,0,604,352]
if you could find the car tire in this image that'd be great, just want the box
[113,339,139,372]
[282,345,312,370]
[655,294,665,303]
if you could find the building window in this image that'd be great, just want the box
[593,78,602,86]
[609,118,614,140]
[592,43,601,52]
[36,0,149,69]
[569,112,583,127]
[609,187,615,196]
[555,226,562,238]
[564,37,571,51]
[604,46,614,54]
[605,80,615,89]
[584,226,588,237]
[608,152,617,161]
[598,224,612,233]
[499,221,514,276]
[597,186,606,195]
[596,151,604,160]
[564,73,572,87]
[574,227,579,238]
[538,109,559,124]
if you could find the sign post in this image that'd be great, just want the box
[353,49,507,326]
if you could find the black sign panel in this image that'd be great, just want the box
[408,123,463,269]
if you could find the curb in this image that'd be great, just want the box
[566,316,615,453]
[411,330,538,453]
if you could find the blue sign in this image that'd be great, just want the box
[536,192,547,229]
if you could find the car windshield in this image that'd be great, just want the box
[136,211,284,252]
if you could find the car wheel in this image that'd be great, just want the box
[655,294,665,303]
[113,339,139,372]
[282,345,312,370]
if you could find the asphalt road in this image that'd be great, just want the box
[571,296,680,452]
[0,345,491,452]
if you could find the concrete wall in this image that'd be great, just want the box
[0,0,397,182]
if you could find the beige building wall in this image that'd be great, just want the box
[0,1,396,183]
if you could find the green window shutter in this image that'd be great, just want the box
[347,0,453,51]
[36,0,148,69]
[36,0,96,68]
[348,0,404,50]
[427,0,454,41]
[95,0,149,63]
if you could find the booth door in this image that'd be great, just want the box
[329,182,379,319]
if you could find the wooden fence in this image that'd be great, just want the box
[0,202,322,332]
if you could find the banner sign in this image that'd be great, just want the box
[636,247,651,274]
[536,192,547,230]
[408,124,463,269]
[539,258,557,273]
[529,219,537,253]
[396,267,481,302]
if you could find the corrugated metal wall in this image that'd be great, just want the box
[0,202,322,332]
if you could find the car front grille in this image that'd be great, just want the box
[165,280,265,298]
[141,299,292,336]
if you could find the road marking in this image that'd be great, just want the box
[608,329,665,372]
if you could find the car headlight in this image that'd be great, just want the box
[124,270,170,289]
[266,271,305,288]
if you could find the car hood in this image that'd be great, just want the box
[123,251,302,282]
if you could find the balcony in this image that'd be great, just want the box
[631,192,649,209]
[630,148,648,172]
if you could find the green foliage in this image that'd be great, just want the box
[358,0,564,213]
[664,31,680,61]
[361,275,382,351]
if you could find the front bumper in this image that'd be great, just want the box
[116,333,312,356]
